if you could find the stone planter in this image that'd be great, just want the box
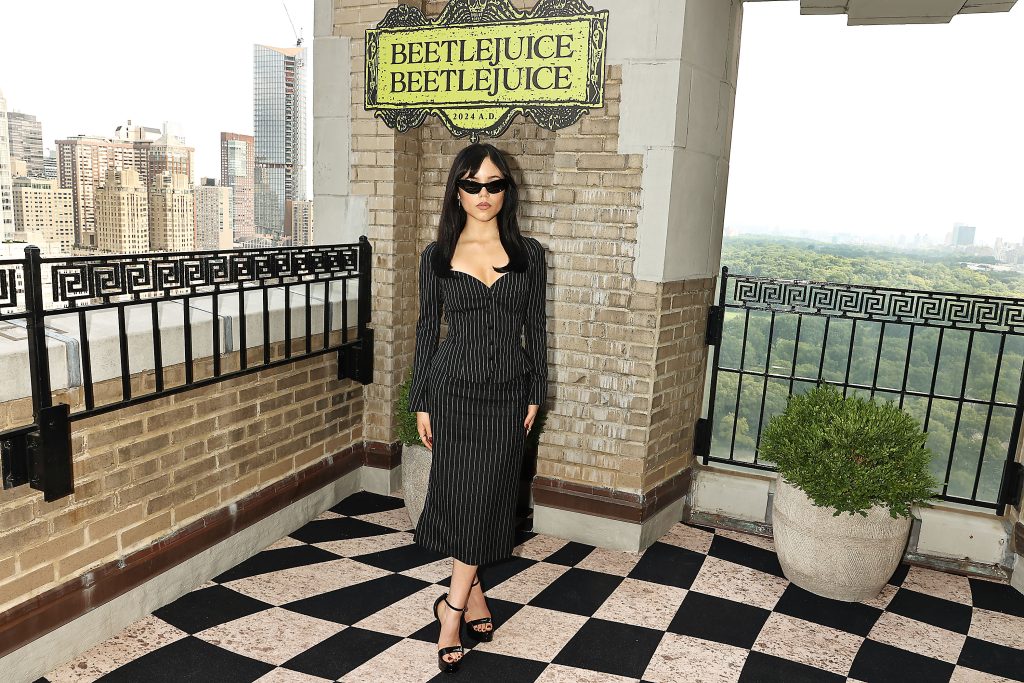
[401,443,432,528]
[772,477,912,602]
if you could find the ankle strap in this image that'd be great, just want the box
[444,594,467,612]
[471,577,480,587]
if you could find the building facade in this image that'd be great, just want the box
[148,171,194,252]
[0,90,14,240]
[253,44,307,238]
[57,123,193,247]
[95,167,149,254]
[284,198,313,247]
[6,112,44,178]
[194,177,233,251]
[220,132,255,240]
[11,176,75,253]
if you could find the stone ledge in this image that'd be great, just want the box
[531,467,691,524]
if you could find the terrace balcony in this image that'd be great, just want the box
[2,0,1023,682]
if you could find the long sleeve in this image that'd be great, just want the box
[524,237,548,406]
[408,243,442,413]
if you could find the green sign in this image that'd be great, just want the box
[365,0,609,141]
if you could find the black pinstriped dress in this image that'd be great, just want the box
[408,237,548,566]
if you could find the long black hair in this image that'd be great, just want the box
[430,143,530,277]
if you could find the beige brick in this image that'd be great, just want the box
[57,536,119,578]
[86,503,146,543]
[121,512,173,550]
[19,528,86,571]
[0,563,55,612]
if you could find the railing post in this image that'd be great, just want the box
[339,235,374,385]
[23,245,74,501]
[23,246,52,416]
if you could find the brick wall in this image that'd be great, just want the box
[334,0,712,501]
[0,340,364,615]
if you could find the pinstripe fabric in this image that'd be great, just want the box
[409,236,548,565]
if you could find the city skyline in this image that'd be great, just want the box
[0,0,313,198]
[0,1,1021,245]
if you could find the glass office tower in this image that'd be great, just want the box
[253,44,306,239]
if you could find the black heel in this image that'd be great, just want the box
[433,593,467,673]
[462,577,494,643]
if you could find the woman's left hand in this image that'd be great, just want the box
[524,404,539,435]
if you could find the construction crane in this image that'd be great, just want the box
[283,1,303,47]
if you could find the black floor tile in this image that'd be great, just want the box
[282,573,431,625]
[351,542,447,572]
[529,567,624,617]
[280,627,401,680]
[886,563,910,586]
[94,636,274,682]
[329,490,406,516]
[288,516,397,544]
[773,583,883,636]
[739,651,845,683]
[627,541,706,589]
[544,541,597,566]
[551,618,664,679]
[849,639,955,683]
[707,534,785,578]
[469,555,538,590]
[685,522,717,534]
[957,636,1024,681]
[969,577,1024,618]
[211,544,342,583]
[885,588,973,634]
[668,591,771,650]
[427,650,547,682]
[151,585,273,634]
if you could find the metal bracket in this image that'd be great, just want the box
[27,403,74,502]
[705,305,723,347]
[694,417,711,462]
[338,327,375,385]
[999,460,1023,509]
[1,433,29,489]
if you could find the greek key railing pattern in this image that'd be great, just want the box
[46,245,361,308]
[0,260,24,318]
[729,276,1024,333]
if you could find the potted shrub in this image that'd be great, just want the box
[759,382,937,602]
[396,370,431,526]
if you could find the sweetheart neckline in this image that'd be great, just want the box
[450,269,508,290]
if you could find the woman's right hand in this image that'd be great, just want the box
[416,412,433,451]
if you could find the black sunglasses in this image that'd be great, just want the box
[456,177,508,194]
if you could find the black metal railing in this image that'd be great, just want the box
[696,266,1024,513]
[0,237,375,502]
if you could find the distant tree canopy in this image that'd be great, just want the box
[721,236,1024,299]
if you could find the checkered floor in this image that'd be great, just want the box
[38,490,1024,683]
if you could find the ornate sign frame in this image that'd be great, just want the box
[365,0,609,141]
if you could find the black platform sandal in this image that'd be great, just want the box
[462,577,494,642]
[433,593,467,673]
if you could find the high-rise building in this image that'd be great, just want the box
[285,199,314,247]
[42,149,57,179]
[195,178,233,251]
[952,223,976,246]
[12,176,75,253]
[95,168,149,254]
[220,132,255,240]
[57,122,193,247]
[7,112,44,177]
[0,90,14,239]
[149,171,194,252]
[253,44,306,238]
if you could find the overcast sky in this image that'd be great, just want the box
[729,2,1022,245]
[0,1,1020,245]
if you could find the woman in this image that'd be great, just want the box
[407,142,548,673]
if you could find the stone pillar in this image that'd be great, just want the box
[315,0,428,492]
[316,0,743,551]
